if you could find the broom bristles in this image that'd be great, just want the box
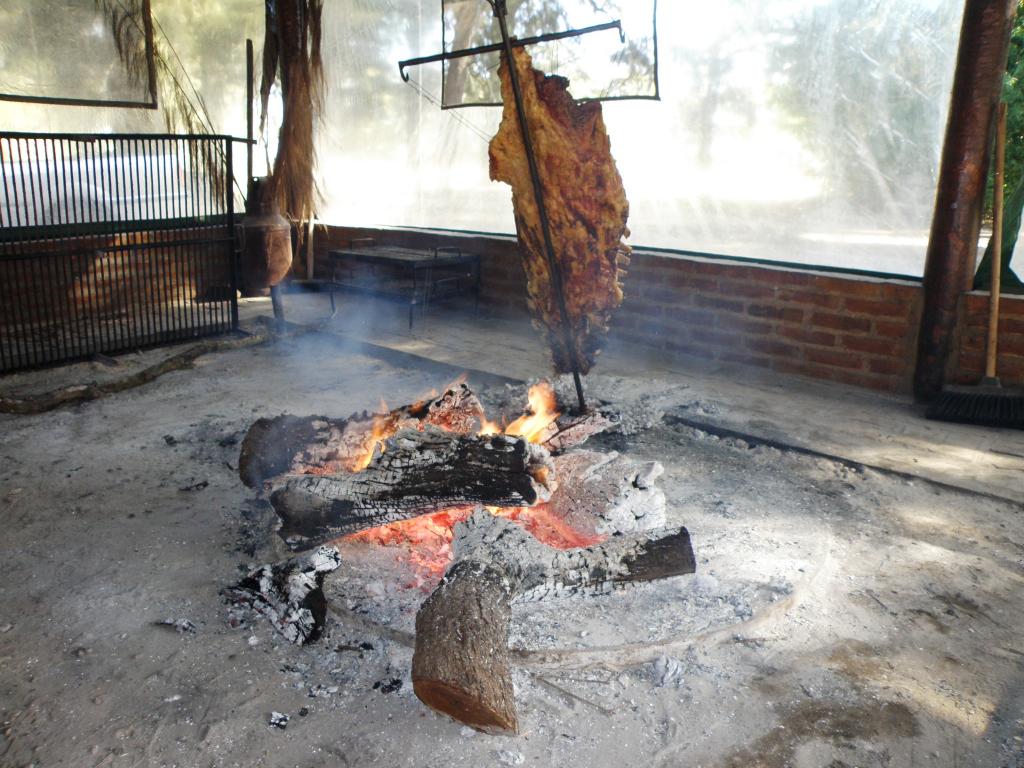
[926,383,1024,429]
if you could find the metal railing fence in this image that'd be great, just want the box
[0,132,238,372]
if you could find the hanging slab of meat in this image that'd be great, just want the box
[489,46,630,374]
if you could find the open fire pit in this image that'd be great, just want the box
[226,380,696,733]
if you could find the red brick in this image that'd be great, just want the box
[867,357,907,376]
[999,332,1024,353]
[955,352,985,373]
[762,269,814,288]
[964,294,989,313]
[661,307,719,328]
[777,288,842,309]
[1002,304,1024,321]
[875,320,911,339]
[810,312,872,333]
[663,274,720,293]
[664,339,716,359]
[694,295,744,314]
[746,338,801,358]
[805,347,866,370]
[615,330,665,351]
[721,351,774,368]
[829,369,903,392]
[840,335,904,357]
[995,356,1024,380]
[690,329,744,349]
[773,359,838,381]
[619,303,664,320]
[722,317,774,336]
[746,304,804,323]
[817,278,886,299]
[1002,317,1024,335]
[778,326,836,347]
[638,285,693,306]
[717,279,779,301]
[843,297,910,319]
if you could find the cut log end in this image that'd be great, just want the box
[411,680,518,735]
[412,561,518,734]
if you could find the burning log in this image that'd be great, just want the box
[238,383,486,487]
[539,409,614,454]
[412,511,695,733]
[271,427,555,548]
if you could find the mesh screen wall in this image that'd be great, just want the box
[317,0,968,277]
[0,1,986,277]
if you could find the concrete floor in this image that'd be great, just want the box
[0,293,1021,768]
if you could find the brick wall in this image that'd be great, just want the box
[315,225,1024,393]
[950,292,1024,384]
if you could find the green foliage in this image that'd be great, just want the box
[993,0,1024,210]
[974,0,1024,292]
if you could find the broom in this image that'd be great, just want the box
[927,101,1024,429]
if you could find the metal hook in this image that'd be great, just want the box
[398,63,410,82]
[617,21,626,43]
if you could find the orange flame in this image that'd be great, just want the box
[504,382,559,444]
[345,400,394,472]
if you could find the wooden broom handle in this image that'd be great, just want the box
[986,101,1006,380]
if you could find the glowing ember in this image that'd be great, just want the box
[344,502,604,588]
[492,504,602,550]
[336,380,587,588]
[345,507,475,585]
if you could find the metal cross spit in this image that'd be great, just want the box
[398,1,629,414]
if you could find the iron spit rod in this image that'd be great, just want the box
[490,0,586,413]
[397,19,623,82]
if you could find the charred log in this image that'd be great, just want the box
[539,410,615,454]
[222,546,342,644]
[239,413,348,488]
[412,511,695,732]
[271,427,555,548]
[449,509,694,602]
[542,450,666,536]
[238,384,486,488]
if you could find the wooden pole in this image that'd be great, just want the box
[913,0,1016,401]
[246,38,254,192]
[986,101,1007,381]
[305,215,315,281]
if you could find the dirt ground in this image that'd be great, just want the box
[1,324,1023,768]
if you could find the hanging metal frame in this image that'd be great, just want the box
[399,0,654,412]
